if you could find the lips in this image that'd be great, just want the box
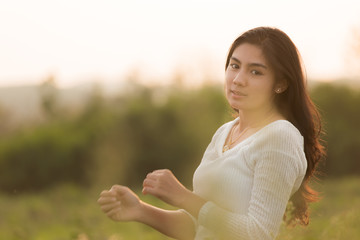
[231,89,247,97]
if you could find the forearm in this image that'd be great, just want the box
[178,189,207,219]
[142,169,207,219]
[137,201,196,240]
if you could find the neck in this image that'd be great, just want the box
[237,106,280,131]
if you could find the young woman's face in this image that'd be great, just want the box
[225,43,278,113]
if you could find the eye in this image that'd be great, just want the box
[251,70,263,75]
[229,63,239,69]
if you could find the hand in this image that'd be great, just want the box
[142,169,191,208]
[97,185,143,222]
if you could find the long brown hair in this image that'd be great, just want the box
[226,27,325,225]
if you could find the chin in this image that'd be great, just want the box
[229,103,242,112]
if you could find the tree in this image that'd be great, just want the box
[39,75,58,120]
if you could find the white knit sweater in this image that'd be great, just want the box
[189,119,307,240]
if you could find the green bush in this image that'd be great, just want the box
[0,122,91,192]
[1,81,360,194]
[103,84,232,188]
[311,83,360,176]
[0,91,112,192]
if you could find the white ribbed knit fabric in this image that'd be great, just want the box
[190,118,307,240]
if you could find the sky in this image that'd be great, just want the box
[0,0,360,88]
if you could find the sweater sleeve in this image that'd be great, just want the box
[197,124,307,239]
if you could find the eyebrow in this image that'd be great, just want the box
[230,57,268,69]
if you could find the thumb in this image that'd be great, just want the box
[111,185,130,197]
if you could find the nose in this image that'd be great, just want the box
[233,70,247,86]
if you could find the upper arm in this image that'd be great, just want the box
[247,125,307,238]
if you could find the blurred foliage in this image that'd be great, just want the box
[0,88,113,192]
[95,83,232,189]
[0,177,359,239]
[0,80,359,193]
[39,75,58,120]
[0,82,231,192]
[310,83,360,177]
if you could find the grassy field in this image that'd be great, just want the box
[1,177,359,240]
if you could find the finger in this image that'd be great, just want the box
[150,169,167,175]
[98,196,117,205]
[145,171,157,180]
[107,206,122,219]
[143,178,156,188]
[153,169,169,173]
[100,201,121,213]
[145,172,164,182]
[142,186,150,195]
[100,190,116,198]
[153,169,172,175]
[150,169,174,180]
[110,184,123,192]
[111,185,131,198]
[142,186,160,197]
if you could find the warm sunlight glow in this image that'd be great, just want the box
[0,0,360,88]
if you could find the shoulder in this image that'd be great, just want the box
[248,120,307,175]
[254,120,303,147]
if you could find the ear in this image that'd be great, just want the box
[274,79,288,94]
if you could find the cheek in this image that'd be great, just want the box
[224,72,234,89]
[256,85,276,102]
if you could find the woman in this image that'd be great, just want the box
[98,27,325,240]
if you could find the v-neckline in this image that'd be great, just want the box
[219,118,287,156]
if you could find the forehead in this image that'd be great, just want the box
[231,43,267,64]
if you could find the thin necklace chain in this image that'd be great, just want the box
[223,111,275,153]
[228,125,250,146]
